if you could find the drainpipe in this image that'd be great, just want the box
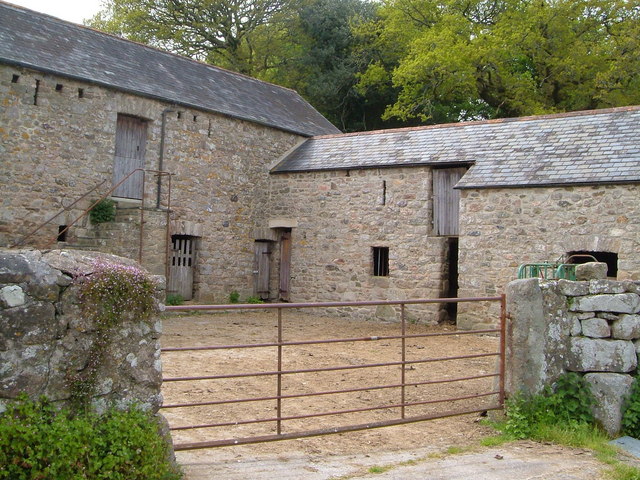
[158,108,175,208]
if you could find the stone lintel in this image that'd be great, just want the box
[171,220,203,237]
[268,218,298,229]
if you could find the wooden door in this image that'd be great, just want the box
[279,231,292,302]
[113,114,147,199]
[168,235,196,300]
[433,167,467,236]
[254,241,271,300]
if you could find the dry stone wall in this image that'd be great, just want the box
[1,64,302,303]
[268,167,451,322]
[0,248,164,414]
[506,267,640,434]
[458,184,640,330]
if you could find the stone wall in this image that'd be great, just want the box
[458,184,640,329]
[268,167,451,322]
[0,64,302,303]
[506,268,640,434]
[0,248,164,414]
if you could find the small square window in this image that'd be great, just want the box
[372,247,389,276]
[57,225,68,242]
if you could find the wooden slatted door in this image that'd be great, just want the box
[254,241,271,300]
[279,231,292,302]
[168,235,196,300]
[433,167,468,236]
[113,114,147,199]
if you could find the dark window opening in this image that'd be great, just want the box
[177,111,183,119]
[33,79,40,105]
[193,115,198,122]
[57,225,68,242]
[372,247,389,276]
[78,88,84,98]
[207,119,212,137]
[382,180,387,205]
[55,83,63,92]
[11,74,19,83]
[567,250,618,278]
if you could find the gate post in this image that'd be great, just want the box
[499,294,506,406]
[276,307,283,435]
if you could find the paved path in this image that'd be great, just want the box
[177,440,606,479]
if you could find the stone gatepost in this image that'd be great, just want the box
[506,263,640,435]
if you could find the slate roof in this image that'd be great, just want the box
[0,1,339,137]
[272,106,640,188]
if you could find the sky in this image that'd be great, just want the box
[6,0,105,24]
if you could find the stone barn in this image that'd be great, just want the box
[2,2,639,328]
[266,107,640,327]
[0,1,338,303]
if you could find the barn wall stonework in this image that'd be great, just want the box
[267,167,454,322]
[1,64,302,303]
[457,184,640,329]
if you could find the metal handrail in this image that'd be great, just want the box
[42,169,172,257]
[11,179,107,248]
[13,168,173,281]
[43,168,146,250]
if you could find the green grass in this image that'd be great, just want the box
[367,465,392,474]
[486,418,640,480]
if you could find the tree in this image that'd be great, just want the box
[263,0,384,130]
[88,0,388,131]
[87,0,290,75]
[357,0,640,124]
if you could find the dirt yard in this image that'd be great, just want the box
[160,308,501,463]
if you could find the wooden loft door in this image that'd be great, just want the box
[433,167,467,236]
[113,114,147,199]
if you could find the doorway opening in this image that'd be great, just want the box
[567,250,618,278]
[444,238,459,323]
[279,229,292,302]
[168,234,197,300]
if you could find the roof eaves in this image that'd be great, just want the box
[272,160,474,174]
[455,179,640,190]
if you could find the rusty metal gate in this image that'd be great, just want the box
[161,296,506,451]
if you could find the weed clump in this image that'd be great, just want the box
[0,394,181,480]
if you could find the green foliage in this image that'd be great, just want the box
[89,199,116,224]
[622,378,640,438]
[245,295,265,304]
[86,0,292,76]
[607,463,640,480]
[356,0,640,124]
[69,261,158,409]
[166,293,184,306]
[504,373,595,439]
[228,291,240,304]
[87,0,640,130]
[0,394,181,480]
[367,465,391,474]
